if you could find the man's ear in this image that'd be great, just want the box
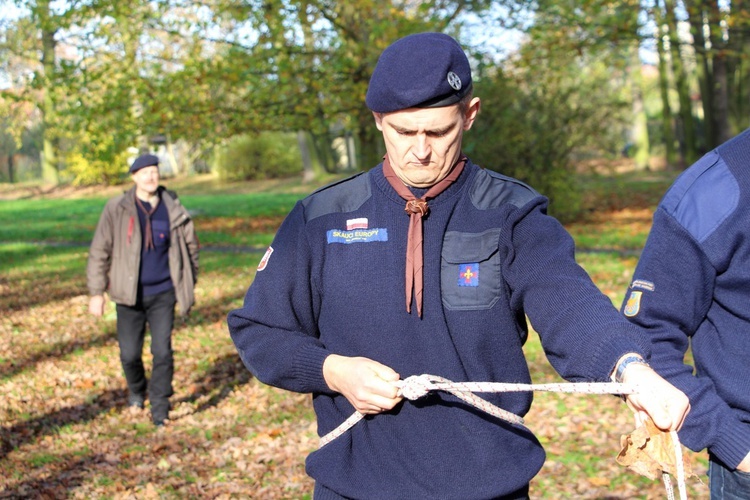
[373,111,384,131]
[463,97,481,131]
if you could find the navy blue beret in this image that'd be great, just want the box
[130,154,159,174]
[366,32,472,113]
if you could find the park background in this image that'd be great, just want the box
[2,0,748,498]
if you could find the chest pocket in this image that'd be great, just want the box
[441,229,502,310]
[151,220,170,247]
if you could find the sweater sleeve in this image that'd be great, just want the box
[227,202,333,395]
[502,198,651,382]
[622,208,750,468]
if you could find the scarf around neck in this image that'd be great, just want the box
[382,154,467,317]
[135,193,160,251]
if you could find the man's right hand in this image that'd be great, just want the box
[88,295,105,317]
[737,452,750,473]
[323,354,403,415]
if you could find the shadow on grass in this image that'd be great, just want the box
[176,352,252,414]
[0,388,127,460]
[0,273,88,313]
[0,329,117,380]
[0,453,105,498]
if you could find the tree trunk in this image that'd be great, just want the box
[704,1,731,144]
[39,1,59,185]
[665,0,699,166]
[685,0,716,149]
[722,0,750,135]
[166,136,180,175]
[356,109,383,171]
[630,46,650,170]
[298,130,315,183]
[654,1,677,167]
[297,2,317,182]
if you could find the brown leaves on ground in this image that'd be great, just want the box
[0,258,317,499]
[617,418,698,482]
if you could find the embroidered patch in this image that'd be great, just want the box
[458,263,479,287]
[257,246,274,271]
[327,228,388,244]
[623,290,642,317]
[631,279,655,292]
[346,218,368,230]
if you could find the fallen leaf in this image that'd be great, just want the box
[617,418,696,481]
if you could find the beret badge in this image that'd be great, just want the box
[447,71,462,91]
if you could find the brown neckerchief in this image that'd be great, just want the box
[382,155,467,317]
[135,194,159,251]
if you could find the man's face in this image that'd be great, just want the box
[132,165,160,196]
[374,97,480,188]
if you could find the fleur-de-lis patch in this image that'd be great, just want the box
[458,263,479,287]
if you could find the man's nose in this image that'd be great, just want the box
[413,135,431,159]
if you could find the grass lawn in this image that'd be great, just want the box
[0,170,709,498]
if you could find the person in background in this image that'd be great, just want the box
[621,128,750,499]
[87,153,199,426]
[228,32,689,499]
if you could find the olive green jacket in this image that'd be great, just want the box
[87,186,199,316]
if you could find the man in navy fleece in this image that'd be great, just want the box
[228,32,689,499]
[622,129,750,499]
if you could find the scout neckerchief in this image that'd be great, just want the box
[382,154,467,317]
[135,194,159,251]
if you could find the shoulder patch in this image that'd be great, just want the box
[623,290,642,317]
[662,153,739,243]
[469,168,541,210]
[301,172,371,221]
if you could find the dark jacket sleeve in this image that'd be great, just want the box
[502,198,651,382]
[227,202,333,394]
[87,199,116,296]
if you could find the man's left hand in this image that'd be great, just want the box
[621,363,690,431]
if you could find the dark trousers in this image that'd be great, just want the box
[116,289,176,417]
[709,457,750,499]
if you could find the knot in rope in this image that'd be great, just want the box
[396,374,438,400]
[405,199,429,217]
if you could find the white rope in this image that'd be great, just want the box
[318,373,687,499]
[672,430,687,500]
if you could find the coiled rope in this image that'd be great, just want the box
[319,373,687,500]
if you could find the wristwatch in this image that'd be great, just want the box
[615,355,650,383]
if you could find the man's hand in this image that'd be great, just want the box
[737,452,750,473]
[621,362,690,431]
[88,295,105,317]
[323,354,403,415]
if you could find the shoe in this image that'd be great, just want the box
[128,394,145,409]
[151,406,169,427]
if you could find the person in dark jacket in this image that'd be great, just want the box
[621,129,750,499]
[87,153,199,426]
[228,32,689,499]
